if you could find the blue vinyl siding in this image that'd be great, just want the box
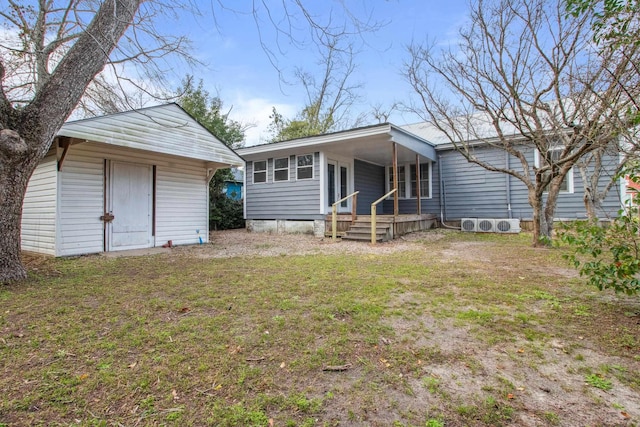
[245,152,322,220]
[354,160,385,215]
[381,160,440,215]
[436,145,621,220]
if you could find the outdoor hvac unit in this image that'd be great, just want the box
[477,219,495,232]
[495,219,521,233]
[461,218,477,232]
[460,218,521,233]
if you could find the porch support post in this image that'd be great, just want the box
[416,154,421,215]
[392,142,399,216]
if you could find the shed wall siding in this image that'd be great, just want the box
[21,153,58,255]
[245,152,322,220]
[57,142,210,256]
[155,165,208,246]
[58,145,105,256]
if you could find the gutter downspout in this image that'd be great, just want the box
[438,154,460,230]
[505,151,513,219]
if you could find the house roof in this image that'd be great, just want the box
[401,102,585,149]
[58,103,244,167]
[237,123,437,165]
[402,113,524,149]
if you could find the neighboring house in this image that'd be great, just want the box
[237,121,622,239]
[21,103,244,256]
[223,168,244,200]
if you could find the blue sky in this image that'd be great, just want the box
[168,1,471,145]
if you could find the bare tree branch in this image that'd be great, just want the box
[404,0,640,245]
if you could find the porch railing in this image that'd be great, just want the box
[371,189,397,244]
[331,191,360,241]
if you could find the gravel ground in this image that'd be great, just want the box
[172,228,449,258]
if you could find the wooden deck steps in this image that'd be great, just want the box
[325,213,438,242]
[341,218,392,242]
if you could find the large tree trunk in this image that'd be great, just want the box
[0,0,142,283]
[0,130,39,282]
[529,190,546,247]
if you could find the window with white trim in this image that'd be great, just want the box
[411,163,431,198]
[535,148,573,193]
[297,154,313,179]
[387,162,432,199]
[274,157,289,181]
[388,165,406,198]
[253,160,267,183]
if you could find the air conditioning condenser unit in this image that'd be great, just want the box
[460,218,520,233]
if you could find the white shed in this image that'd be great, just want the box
[21,103,244,256]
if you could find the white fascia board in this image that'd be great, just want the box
[237,124,393,157]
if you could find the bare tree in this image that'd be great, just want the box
[269,35,364,141]
[0,0,195,282]
[370,101,399,123]
[405,0,640,246]
[566,0,640,219]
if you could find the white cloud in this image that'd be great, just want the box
[227,94,298,146]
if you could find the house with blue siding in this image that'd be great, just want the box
[237,121,623,240]
[403,122,623,225]
[237,124,441,240]
[223,168,244,200]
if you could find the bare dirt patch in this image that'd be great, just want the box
[177,228,430,258]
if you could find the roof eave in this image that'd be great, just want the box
[237,124,394,156]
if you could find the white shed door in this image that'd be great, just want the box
[108,162,152,251]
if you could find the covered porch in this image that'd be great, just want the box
[321,124,438,216]
[321,124,439,242]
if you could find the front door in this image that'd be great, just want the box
[327,160,350,212]
[107,161,153,251]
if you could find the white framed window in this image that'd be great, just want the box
[297,154,313,180]
[388,165,406,198]
[534,148,574,193]
[411,163,431,198]
[387,162,432,199]
[253,160,267,184]
[274,157,289,181]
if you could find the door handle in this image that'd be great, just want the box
[100,212,115,222]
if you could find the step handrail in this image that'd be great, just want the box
[371,189,397,244]
[331,191,360,241]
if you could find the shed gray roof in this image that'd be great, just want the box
[59,103,244,167]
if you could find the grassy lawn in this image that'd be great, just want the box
[1,231,639,426]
